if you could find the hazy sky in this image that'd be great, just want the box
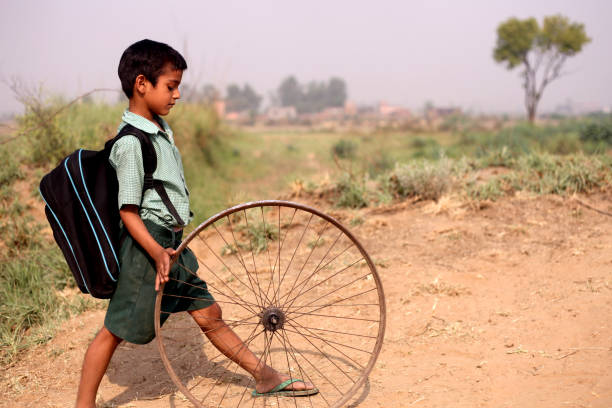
[1,0,611,115]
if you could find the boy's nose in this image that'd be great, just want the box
[174,88,181,100]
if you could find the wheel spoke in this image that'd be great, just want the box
[278,229,342,308]
[188,256,259,315]
[260,206,277,308]
[197,234,261,310]
[281,328,344,397]
[272,212,312,307]
[286,321,367,375]
[223,215,268,308]
[284,257,364,314]
[287,311,379,323]
[196,325,264,405]
[277,221,331,309]
[243,208,270,307]
[287,270,372,317]
[277,330,317,408]
[282,241,355,312]
[167,276,259,309]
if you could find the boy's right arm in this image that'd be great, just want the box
[120,205,175,291]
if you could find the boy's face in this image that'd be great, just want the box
[141,64,183,116]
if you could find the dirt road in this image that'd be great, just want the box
[2,193,611,407]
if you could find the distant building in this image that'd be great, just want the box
[214,100,226,117]
[225,110,252,123]
[320,107,344,120]
[344,101,357,116]
[378,102,411,118]
[427,107,461,118]
[266,106,297,121]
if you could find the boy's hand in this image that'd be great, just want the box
[119,205,179,292]
[154,247,176,291]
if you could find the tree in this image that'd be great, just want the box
[326,77,347,108]
[225,83,262,113]
[276,76,348,114]
[493,15,590,123]
[278,76,301,108]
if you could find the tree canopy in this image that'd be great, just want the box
[277,76,347,114]
[493,14,590,122]
[225,83,262,114]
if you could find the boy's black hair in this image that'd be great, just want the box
[118,39,187,98]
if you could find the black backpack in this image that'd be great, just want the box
[39,124,185,298]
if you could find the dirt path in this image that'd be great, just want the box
[2,193,611,408]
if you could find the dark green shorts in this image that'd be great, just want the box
[105,220,215,344]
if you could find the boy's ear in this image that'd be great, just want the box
[134,74,147,95]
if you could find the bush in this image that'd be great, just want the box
[0,147,24,187]
[580,122,612,145]
[388,159,452,201]
[409,136,442,159]
[515,153,610,194]
[17,99,74,165]
[335,173,369,208]
[0,192,88,364]
[332,139,357,159]
[467,178,505,201]
[477,146,515,167]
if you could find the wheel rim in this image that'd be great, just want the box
[155,200,386,408]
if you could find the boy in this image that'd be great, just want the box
[76,39,315,407]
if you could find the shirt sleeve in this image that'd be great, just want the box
[109,135,144,209]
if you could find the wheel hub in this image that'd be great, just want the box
[260,307,285,332]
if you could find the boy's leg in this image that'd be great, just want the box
[188,304,313,393]
[76,326,122,408]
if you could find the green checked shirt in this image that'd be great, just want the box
[109,110,192,229]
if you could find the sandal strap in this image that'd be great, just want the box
[268,378,303,393]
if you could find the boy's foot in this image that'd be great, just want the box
[252,378,319,397]
[255,366,316,394]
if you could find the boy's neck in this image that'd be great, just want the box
[128,100,164,131]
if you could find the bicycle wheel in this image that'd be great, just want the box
[155,200,386,408]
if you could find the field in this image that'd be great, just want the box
[1,102,611,407]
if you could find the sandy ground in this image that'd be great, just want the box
[1,192,611,408]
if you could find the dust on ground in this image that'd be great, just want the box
[1,192,611,408]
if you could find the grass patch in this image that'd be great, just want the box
[331,139,357,159]
[388,158,452,201]
[335,173,369,208]
[0,144,103,365]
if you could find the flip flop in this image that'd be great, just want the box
[251,378,319,397]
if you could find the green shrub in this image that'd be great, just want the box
[388,159,452,201]
[468,178,504,201]
[515,153,610,194]
[367,150,394,176]
[243,221,278,253]
[17,100,74,165]
[0,147,24,186]
[477,146,515,167]
[580,122,612,145]
[336,173,369,208]
[332,139,357,159]
[409,136,442,159]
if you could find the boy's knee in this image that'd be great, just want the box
[99,326,122,343]
[190,302,223,329]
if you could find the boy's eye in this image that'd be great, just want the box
[167,86,175,91]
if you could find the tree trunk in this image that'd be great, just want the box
[525,91,538,124]
[527,105,536,123]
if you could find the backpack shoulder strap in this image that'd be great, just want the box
[113,124,186,226]
[115,124,157,179]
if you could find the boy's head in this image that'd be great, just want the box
[118,39,187,99]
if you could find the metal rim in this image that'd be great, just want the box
[155,200,386,408]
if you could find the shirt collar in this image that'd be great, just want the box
[120,109,174,142]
